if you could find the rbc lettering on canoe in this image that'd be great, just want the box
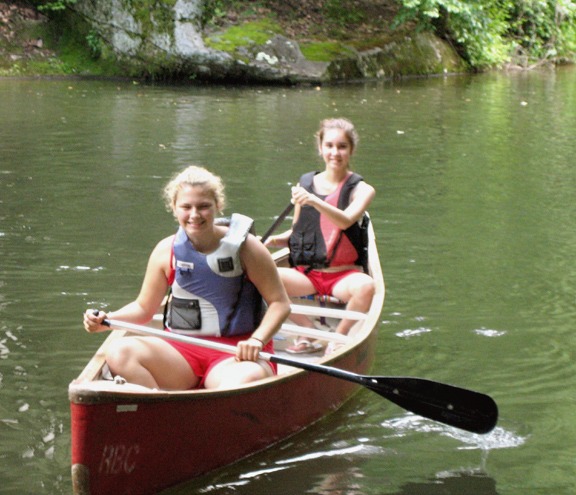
[99,444,140,475]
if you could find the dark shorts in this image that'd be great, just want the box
[167,334,277,388]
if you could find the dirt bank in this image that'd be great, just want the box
[0,1,57,70]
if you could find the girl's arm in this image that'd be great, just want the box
[291,181,375,230]
[242,235,291,344]
[84,236,172,332]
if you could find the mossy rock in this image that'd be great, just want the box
[204,19,284,54]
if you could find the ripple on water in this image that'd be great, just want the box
[380,413,527,451]
[0,326,21,359]
[395,327,433,338]
[275,443,385,465]
[56,265,104,272]
[474,328,507,337]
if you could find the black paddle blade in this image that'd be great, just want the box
[363,376,498,434]
[269,355,498,434]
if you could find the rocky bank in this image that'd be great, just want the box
[0,0,467,83]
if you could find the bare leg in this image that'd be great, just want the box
[276,267,322,353]
[204,358,274,389]
[332,272,375,336]
[105,336,199,390]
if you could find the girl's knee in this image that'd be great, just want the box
[347,280,375,312]
[350,278,375,299]
[361,280,375,299]
[206,361,269,389]
[105,338,141,372]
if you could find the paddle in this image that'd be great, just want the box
[270,354,498,434]
[260,202,294,243]
[98,317,498,434]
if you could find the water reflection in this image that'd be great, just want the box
[164,440,383,494]
[167,442,500,495]
[394,471,498,495]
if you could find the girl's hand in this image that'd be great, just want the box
[263,235,287,248]
[236,337,264,362]
[291,186,315,207]
[83,310,109,333]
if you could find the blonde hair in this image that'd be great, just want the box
[315,118,359,153]
[163,166,226,213]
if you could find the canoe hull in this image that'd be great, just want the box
[70,333,376,494]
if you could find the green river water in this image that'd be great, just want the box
[1,67,575,494]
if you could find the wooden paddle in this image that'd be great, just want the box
[99,317,498,434]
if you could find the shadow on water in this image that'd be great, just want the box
[163,443,499,495]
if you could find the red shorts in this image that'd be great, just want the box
[166,334,277,388]
[296,266,360,296]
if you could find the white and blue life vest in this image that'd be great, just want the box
[164,213,263,337]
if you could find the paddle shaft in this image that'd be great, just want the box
[149,314,349,343]
[100,318,497,434]
[260,202,294,243]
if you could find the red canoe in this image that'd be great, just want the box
[69,221,385,495]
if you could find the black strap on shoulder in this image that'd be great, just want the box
[338,172,363,209]
[298,171,318,191]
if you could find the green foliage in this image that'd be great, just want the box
[202,0,231,27]
[85,30,102,57]
[16,0,576,78]
[33,0,78,12]
[504,0,576,61]
[395,0,576,68]
[394,0,510,67]
[40,9,122,76]
[0,6,117,77]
